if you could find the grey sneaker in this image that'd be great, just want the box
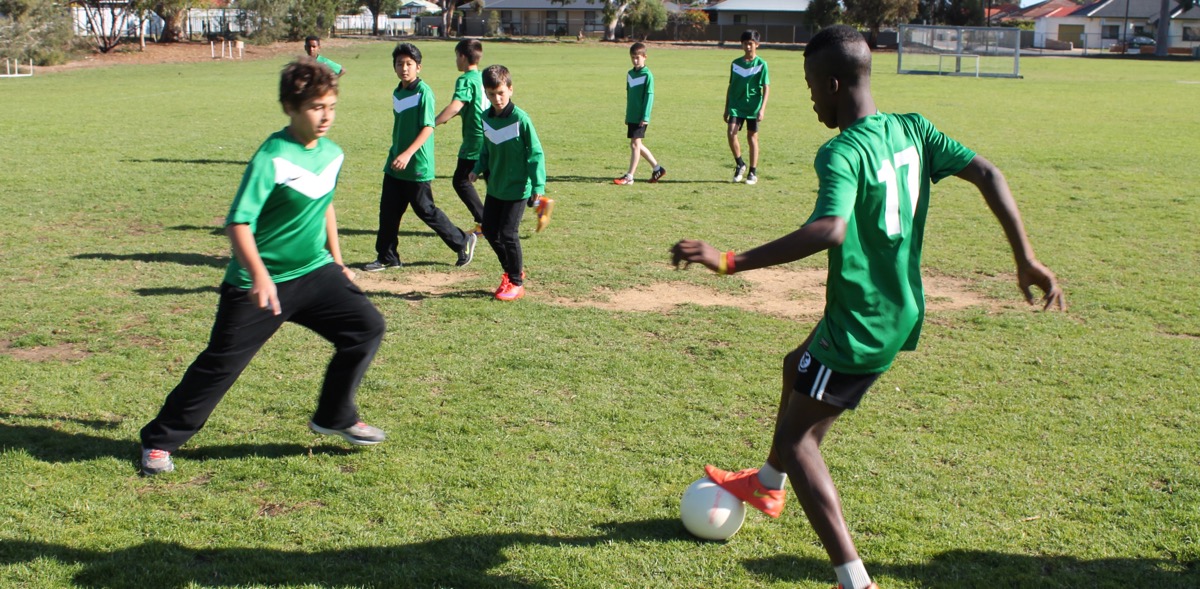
[744,172,758,185]
[456,232,477,267]
[309,420,386,446]
[733,162,747,183]
[141,448,174,475]
[363,259,401,272]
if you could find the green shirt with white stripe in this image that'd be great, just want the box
[474,103,545,201]
[625,66,654,124]
[223,129,342,288]
[807,112,976,374]
[452,69,486,160]
[726,55,769,119]
[315,55,342,75]
[385,79,436,182]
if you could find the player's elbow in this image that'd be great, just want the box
[809,216,846,249]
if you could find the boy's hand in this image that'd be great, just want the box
[250,277,282,316]
[671,239,720,273]
[758,110,766,122]
[640,121,648,128]
[340,264,357,282]
[723,113,730,123]
[391,153,411,171]
[468,172,478,183]
[1017,260,1066,311]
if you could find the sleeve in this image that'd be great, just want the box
[525,118,546,196]
[420,85,436,128]
[225,150,276,227]
[761,60,770,86]
[642,72,654,123]
[913,114,975,183]
[474,135,489,177]
[806,146,859,224]
[452,75,472,102]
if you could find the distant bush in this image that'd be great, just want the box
[0,0,80,65]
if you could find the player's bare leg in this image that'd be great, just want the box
[626,138,643,178]
[638,143,659,171]
[748,130,759,170]
[726,119,742,159]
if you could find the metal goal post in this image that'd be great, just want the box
[898,25,1022,79]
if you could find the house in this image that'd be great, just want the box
[460,0,607,37]
[706,0,809,43]
[1035,0,1200,50]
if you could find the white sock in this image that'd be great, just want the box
[756,462,787,490]
[834,559,871,589]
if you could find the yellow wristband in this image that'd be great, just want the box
[717,254,728,276]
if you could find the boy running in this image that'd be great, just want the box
[614,42,665,185]
[672,25,1065,589]
[140,58,386,475]
[304,36,344,76]
[435,39,487,236]
[724,29,769,185]
[366,43,476,272]
[468,65,548,301]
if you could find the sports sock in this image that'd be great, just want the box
[756,462,787,490]
[749,167,757,175]
[735,156,746,167]
[834,559,872,589]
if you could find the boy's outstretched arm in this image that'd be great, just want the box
[955,155,1066,311]
[671,216,846,274]
[226,223,281,315]
[435,100,464,125]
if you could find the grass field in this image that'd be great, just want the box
[0,39,1198,588]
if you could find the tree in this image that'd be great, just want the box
[843,0,918,47]
[153,0,192,42]
[1155,0,1195,56]
[359,0,399,35]
[667,8,707,41]
[941,0,982,26]
[552,0,636,41]
[0,0,76,64]
[623,0,665,40]
[70,0,137,53]
[805,0,842,30]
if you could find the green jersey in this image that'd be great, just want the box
[726,55,769,119]
[223,129,343,288]
[625,66,654,124]
[807,113,976,374]
[385,79,436,182]
[315,55,342,75]
[474,103,546,201]
[452,69,486,160]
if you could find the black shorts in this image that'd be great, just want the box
[793,350,881,410]
[626,123,647,139]
[730,117,759,133]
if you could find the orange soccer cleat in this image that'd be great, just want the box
[704,464,786,519]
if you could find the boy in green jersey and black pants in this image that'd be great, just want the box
[140,58,387,476]
[468,65,548,301]
[435,39,487,237]
[673,26,1066,589]
[614,42,665,186]
[724,29,769,185]
[366,42,477,272]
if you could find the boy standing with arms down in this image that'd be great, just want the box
[140,58,386,475]
[304,36,344,76]
[614,42,665,185]
[672,26,1065,589]
[468,65,547,301]
[724,29,769,185]
[367,42,477,272]
[435,39,487,236]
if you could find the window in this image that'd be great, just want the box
[733,15,747,24]
[1185,26,1200,41]
[1101,25,1119,39]
[545,9,567,36]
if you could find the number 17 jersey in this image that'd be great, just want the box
[807,112,976,374]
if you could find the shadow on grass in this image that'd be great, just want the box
[0,418,351,466]
[168,224,226,236]
[123,158,246,166]
[75,252,229,268]
[339,228,435,237]
[135,286,220,296]
[743,552,1199,587]
[0,518,685,588]
[368,289,495,302]
[546,174,730,185]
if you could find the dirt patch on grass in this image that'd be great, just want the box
[39,38,362,73]
[354,268,1003,318]
[0,340,91,362]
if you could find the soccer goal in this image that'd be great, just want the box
[0,58,33,78]
[898,25,1021,79]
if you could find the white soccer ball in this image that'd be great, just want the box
[680,476,746,541]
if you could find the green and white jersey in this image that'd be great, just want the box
[315,55,342,75]
[385,79,436,182]
[625,66,654,124]
[223,129,343,288]
[474,103,546,201]
[726,55,769,119]
[807,112,976,374]
[452,69,487,160]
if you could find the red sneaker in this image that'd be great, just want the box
[495,272,526,301]
[613,175,634,185]
[704,464,786,518]
[494,273,511,297]
[535,197,555,232]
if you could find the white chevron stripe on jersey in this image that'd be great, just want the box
[732,63,763,78]
[483,120,520,144]
[393,93,421,114]
[272,154,344,199]
[627,73,647,87]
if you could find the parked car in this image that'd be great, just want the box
[1127,35,1156,48]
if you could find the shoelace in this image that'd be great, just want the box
[147,449,169,460]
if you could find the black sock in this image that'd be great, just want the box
[749,167,756,174]
[735,157,746,167]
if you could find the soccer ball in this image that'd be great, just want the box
[680,476,746,541]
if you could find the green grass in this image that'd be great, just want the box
[0,40,1197,588]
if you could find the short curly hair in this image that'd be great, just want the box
[279,57,338,110]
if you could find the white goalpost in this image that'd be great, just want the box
[210,40,244,60]
[898,25,1022,79]
[0,59,34,78]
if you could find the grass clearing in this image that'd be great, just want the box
[0,40,1197,587]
